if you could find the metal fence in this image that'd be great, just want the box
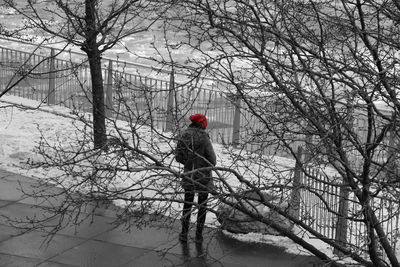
[0,42,335,158]
[0,45,91,110]
[296,164,399,261]
[0,43,243,146]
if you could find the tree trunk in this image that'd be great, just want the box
[84,0,106,149]
[88,51,106,149]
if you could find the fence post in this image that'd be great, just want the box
[165,69,175,132]
[232,94,241,146]
[332,98,353,256]
[105,60,113,118]
[334,181,350,256]
[47,48,55,105]
[387,121,397,181]
[290,146,303,220]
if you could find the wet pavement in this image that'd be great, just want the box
[0,168,324,267]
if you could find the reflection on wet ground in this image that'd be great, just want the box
[0,168,326,267]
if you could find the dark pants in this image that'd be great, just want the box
[181,188,209,237]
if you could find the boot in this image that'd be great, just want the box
[179,232,188,243]
[180,216,190,243]
[195,233,203,244]
[195,227,203,244]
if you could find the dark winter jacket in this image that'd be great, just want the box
[175,123,216,190]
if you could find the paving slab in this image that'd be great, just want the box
[94,223,179,250]
[0,200,13,208]
[0,224,24,242]
[18,194,67,210]
[0,230,85,261]
[82,200,120,218]
[54,214,117,239]
[49,240,149,267]
[124,242,252,267]
[0,169,64,198]
[0,179,31,202]
[0,253,42,267]
[0,202,57,227]
[18,190,119,219]
[36,261,78,267]
[0,169,27,182]
[120,249,228,267]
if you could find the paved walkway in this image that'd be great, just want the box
[0,168,324,267]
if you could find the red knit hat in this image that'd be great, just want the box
[189,113,207,129]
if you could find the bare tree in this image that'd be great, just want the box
[4,0,400,266]
[156,0,400,266]
[3,0,168,148]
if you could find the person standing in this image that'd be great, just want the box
[175,113,217,243]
